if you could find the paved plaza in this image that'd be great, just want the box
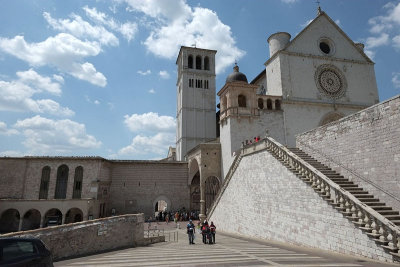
[55,222,400,267]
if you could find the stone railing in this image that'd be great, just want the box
[1,214,145,261]
[264,136,400,254]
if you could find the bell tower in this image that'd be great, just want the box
[176,46,217,161]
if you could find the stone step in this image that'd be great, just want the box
[391,220,400,226]
[334,181,354,185]
[347,191,369,194]
[340,184,360,188]
[356,199,384,203]
[371,206,391,211]
[364,202,387,206]
[385,215,400,221]
[377,210,399,216]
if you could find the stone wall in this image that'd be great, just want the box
[209,149,393,262]
[297,95,400,212]
[109,161,189,218]
[1,214,144,261]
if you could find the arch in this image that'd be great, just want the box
[258,98,264,109]
[55,164,69,199]
[65,208,83,224]
[196,55,202,69]
[188,55,193,69]
[39,166,50,199]
[205,176,220,213]
[72,166,83,199]
[319,111,344,126]
[238,94,246,108]
[44,208,62,227]
[190,172,200,212]
[21,209,41,231]
[152,196,172,214]
[275,99,281,110]
[0,209,20,233]
[204,56,210,70]
[266,99,273,110]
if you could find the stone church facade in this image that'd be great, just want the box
[0,10,388,234]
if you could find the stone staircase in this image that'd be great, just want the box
[289,148,400,228]
[208,137,400,261]
[277,146,400,259]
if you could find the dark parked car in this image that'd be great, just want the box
[0,238,53,267]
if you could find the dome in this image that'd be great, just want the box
[226,64,248,83]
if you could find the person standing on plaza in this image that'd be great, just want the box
[201,220,209,244]
[187,220,195,244]
[210,221,216,244]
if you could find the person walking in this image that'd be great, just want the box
[201,220,209,244]
[187,220,195,245]
[210,221,216,244]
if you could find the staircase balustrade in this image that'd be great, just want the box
[264,136,400,255]
[207,135,400,258]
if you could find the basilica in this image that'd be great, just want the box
[0,10,380,232]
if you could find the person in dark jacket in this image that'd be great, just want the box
[201,220,209,244]
[187,220,195,244]
[210,221,216,244]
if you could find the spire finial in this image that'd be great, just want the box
[233,61,239,72]
[316,0,322,15]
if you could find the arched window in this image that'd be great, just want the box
[196,56,202,69]
[55,164,69,199]
[238,95,246,107]
[267,99,272,110]
[258,98,264,109]
[39,166,50,199]
[72,166,83,199]
[188,55,193,69]
[275,99,281,110]
[204,56,210,70]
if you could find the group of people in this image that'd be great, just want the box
[151,210,200,224]
[242,136,261,147]
[187,220,216,245]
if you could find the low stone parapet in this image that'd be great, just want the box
[0,214,144,261]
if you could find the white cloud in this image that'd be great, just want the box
[393,35,400,49]
[116,112,176,158]
[17,69,62,95]
[392,72,400,88]
[159,70,170,79]
[43,12,119,46]
[366,33,389,49]
[335,19,341,26]
[0,70,74,116]
[365,2,400,55]
[94,100,100,105]
[117,132,175,157]
[137,69,151,75]
[0,34,106,87]
[281,0,298,3]
[122,0,245,74]
[0,150,24,157]
[83,6,138,42]
[123,112,176,133]
[14,115,101,155]
[148,88,155,94]
[0,121,19,136]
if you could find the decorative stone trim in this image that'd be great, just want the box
[314,64,347,99]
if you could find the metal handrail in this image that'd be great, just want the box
[297,139,400,205]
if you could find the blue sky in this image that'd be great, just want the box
[0,0,399,160]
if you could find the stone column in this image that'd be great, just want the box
[199,180,206,222]
[62,213,66,225]
[40,215,44,228]
[18,217,23,231]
